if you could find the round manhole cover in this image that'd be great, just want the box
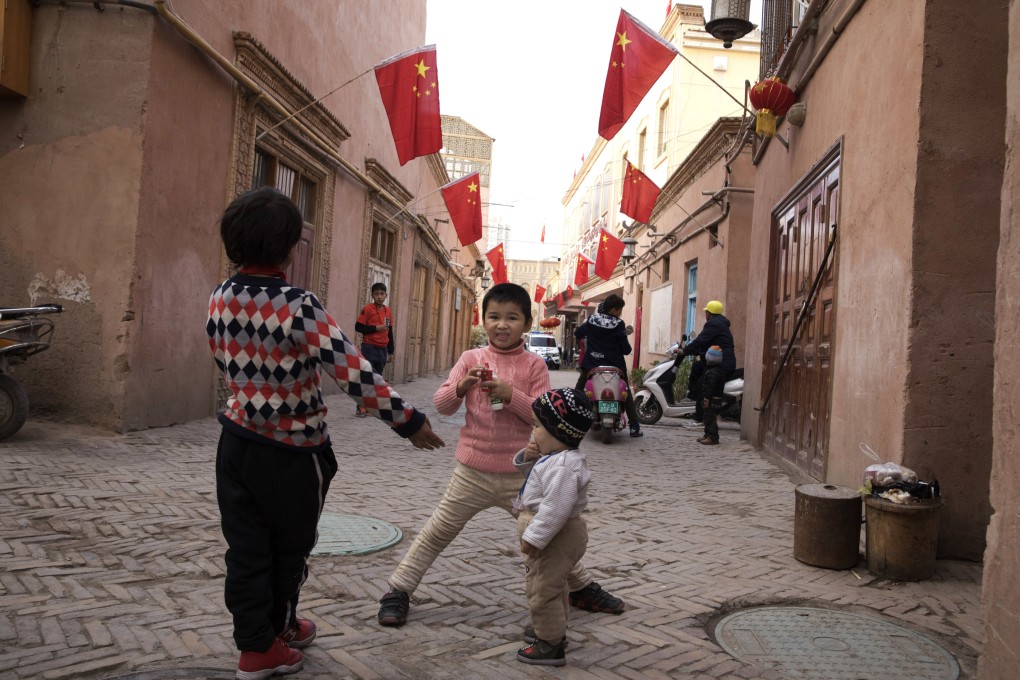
[714,606,959,680]
[312,513,402,555]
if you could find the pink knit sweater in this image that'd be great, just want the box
[434,343,551,474]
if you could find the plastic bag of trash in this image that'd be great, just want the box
[860,462,939,500]
[864,462,917,487]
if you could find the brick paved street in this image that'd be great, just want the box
[0,370,983,679]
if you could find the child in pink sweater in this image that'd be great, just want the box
[377,283,625,628]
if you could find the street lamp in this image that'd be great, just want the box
[480,272,491,290]
[620,236,639,265]
[705,0,756,48]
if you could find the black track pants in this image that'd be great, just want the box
[216,428,338,651]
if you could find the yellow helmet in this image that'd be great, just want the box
[704,300,724,315]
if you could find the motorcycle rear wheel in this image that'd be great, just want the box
[635,395,663,425]
[0,374,29,441]
[601,425,613,444]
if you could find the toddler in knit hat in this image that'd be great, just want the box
[512,388,597,666]
[705,345,723,365]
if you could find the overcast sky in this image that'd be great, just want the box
[425,0,761,260]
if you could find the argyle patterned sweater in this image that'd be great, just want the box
[207,274,425,451]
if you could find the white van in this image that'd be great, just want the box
[525,331,561,370]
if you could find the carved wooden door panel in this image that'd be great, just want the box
[406,264,426,378]
[426,277,442,374]
[763,158,839,479]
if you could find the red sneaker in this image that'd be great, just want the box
[280,618,316,649]
[236,638,303,680]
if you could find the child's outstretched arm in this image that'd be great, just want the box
[293,295,444,449]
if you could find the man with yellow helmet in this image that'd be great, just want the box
[670,300,736,445]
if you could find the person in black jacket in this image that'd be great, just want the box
[574,295,642,437]
[674,300,736,371]
[671,300,736,444]
[698,346,727,445]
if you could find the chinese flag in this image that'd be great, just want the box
[534,285,546,303]
[441,172,483,246]
[486,244,508,285]
[595,228,625,279]
[574,253,593,286]
[620,161,662,223]
[598,10,677,141]
[374,45,442,165]
[540,224,545,243]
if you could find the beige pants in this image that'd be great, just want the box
[388,462,593,594]
[517,510,588,643]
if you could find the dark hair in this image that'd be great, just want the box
[482,283,532,324]
[371,282,387,293]
[220,187,303,268]
[604,294,625,312]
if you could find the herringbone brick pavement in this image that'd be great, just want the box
[0,371,983,679]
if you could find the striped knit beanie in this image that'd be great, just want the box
[705,345,723,365]
[532,388,595,449]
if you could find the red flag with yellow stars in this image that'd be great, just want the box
[598,10,677,141]
[440,172,483,246]
[595,228,625,279]
[621,161,662,223]
[534,285,546,303]
[574,253,593,286]
[540,224,546,243]
[486,244,508,285]
[374,45,442,166]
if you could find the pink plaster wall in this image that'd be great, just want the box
[979,0,1020,674]
[744,1,926,477]
[743,0,1004,560]
[2,1,443,430]
[0,5,153,428]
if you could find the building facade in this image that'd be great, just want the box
[0,0,474,431]
[555,4,760,360]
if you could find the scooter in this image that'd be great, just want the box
[633,340,744,426]
[584,366,629,444]
[0,303,64,440]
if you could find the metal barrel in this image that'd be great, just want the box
[793,483,862,569]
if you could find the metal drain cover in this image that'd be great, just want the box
[312,513,402,555]
[714,606,959,680]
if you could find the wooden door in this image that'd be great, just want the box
[406,264,426,378]
[762,157,840,480]
[426,277,442,374]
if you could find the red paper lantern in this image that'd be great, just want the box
[539,317,561,328]
[748,77,797,138]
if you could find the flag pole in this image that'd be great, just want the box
[375,184,446,232]
[676,52,750,115]
[256,66,375,141]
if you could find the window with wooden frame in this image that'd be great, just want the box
[370,219,397,265]
[252,148,319,291]
[638,127,648,171]
[657,99,670,157]
[228,33,349,301]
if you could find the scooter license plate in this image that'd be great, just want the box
[597,401,619,414]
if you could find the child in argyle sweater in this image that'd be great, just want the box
[206,187,444,680]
